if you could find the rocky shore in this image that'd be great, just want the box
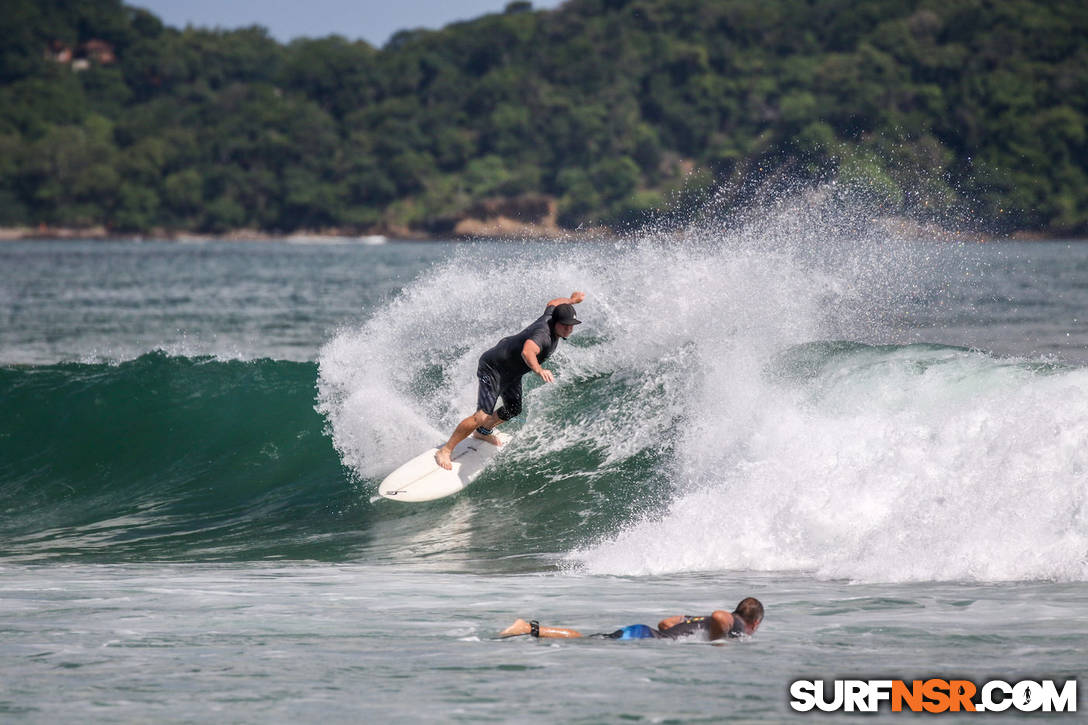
[0,206,1071,245]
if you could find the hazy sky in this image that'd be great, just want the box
[130,0,567,48]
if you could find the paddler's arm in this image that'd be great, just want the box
[545,291,586,307]
[522,340,554,383]
[660,613,729,634]
[709,610,735,640]
[657,615,685,631]
[499,618,583,638]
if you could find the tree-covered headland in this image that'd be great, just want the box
[1,0,1085,237]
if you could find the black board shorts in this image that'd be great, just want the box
[476,360,523,421]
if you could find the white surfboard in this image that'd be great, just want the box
[378,432,511,502]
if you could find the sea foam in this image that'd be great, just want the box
[573,343,1088,582]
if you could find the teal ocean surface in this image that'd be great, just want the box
[1,221,1086,720]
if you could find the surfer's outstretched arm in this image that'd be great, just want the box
[499,618,583,639]
[545,291,585,307]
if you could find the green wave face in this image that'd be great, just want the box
[0,353,352,561]
[0,352,670,566]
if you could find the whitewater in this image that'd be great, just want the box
[2,198,1086,720]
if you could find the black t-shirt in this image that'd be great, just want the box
[480,306,559,382]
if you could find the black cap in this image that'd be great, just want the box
[552,303,582,325]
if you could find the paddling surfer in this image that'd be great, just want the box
[498,597,764,641]
[435,291,585,471]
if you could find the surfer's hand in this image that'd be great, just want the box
[538,369,554,383]
[570,291,585,304]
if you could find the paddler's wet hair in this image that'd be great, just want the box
[734,597,764,624]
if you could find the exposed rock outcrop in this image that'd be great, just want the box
[451,194,563,238]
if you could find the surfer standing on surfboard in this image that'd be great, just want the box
[435,291,586,470]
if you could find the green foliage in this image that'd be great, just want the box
[840,151,904,209]
[0,71,88,136]
[162,168,203,224]
[280,37,377,118]
[114,181,160,231]
[203,194,246,233]
[1,0,1086,235]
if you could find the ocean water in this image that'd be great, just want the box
[2,217,1087,721]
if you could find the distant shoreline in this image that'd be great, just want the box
[0,222,608,243]
[0,225,419,243]
[0,224,1077,244]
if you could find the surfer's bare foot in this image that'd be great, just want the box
[435,447,453,470]
[471,430,502,446]
[499,618,531,637]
